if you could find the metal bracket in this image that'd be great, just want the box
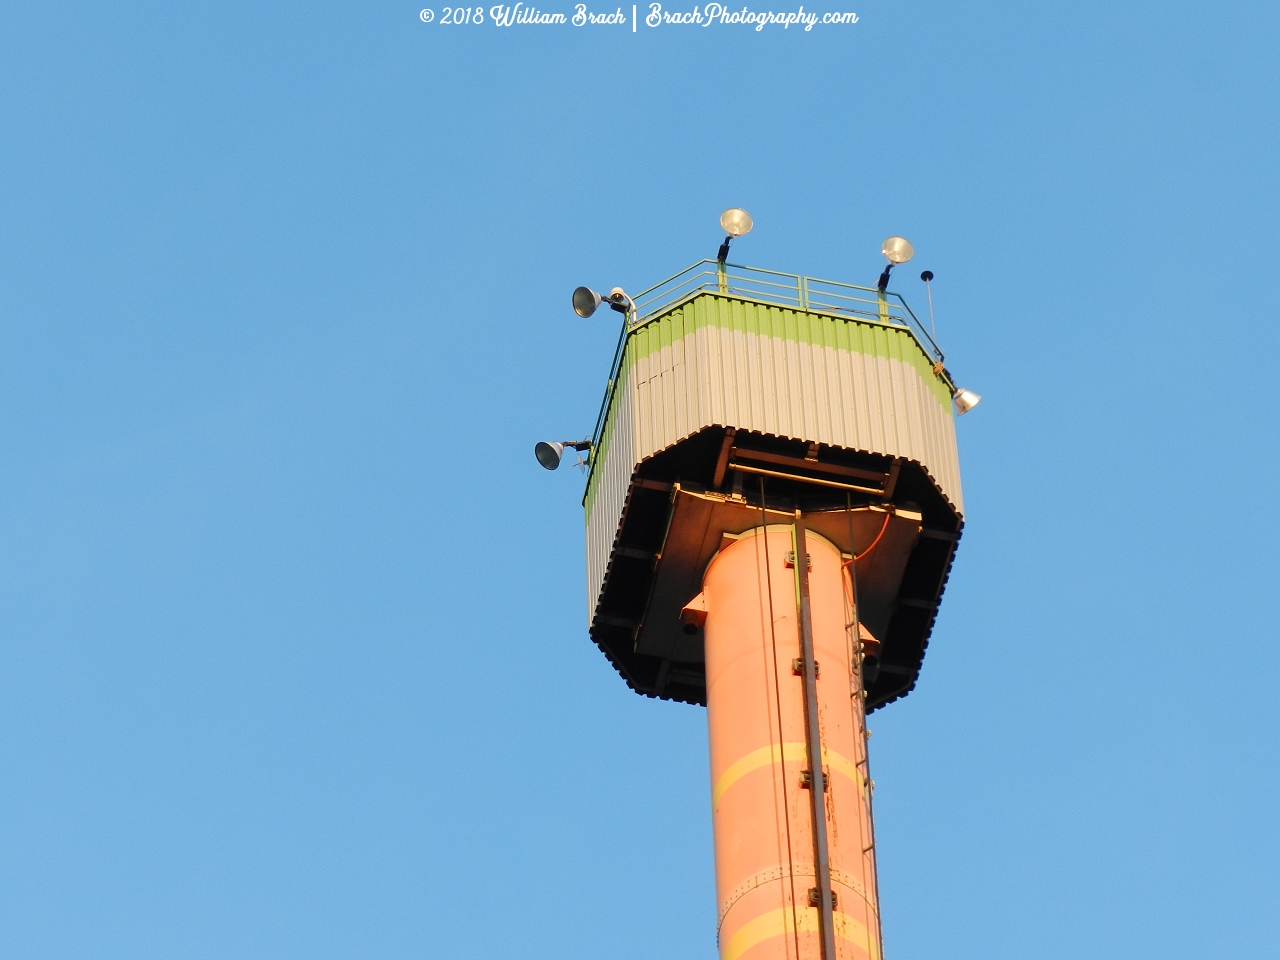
[711,428,737,489]
[799,769,830,791]
[727,446,894,497]
[809,888,839,909]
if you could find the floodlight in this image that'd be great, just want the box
[720,208,753,238]
[717,207,753,263]
[882,236,914,264]
[877,236,915,291]
[536,438,593,471]
[952,389,982,415]
[536,441,565,470]
[573,286,603,318]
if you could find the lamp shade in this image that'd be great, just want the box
[535,441,565,470]
[573,286,602,318]
[719,208,753,237]
[953,389,981,415]
[881,236,915,264]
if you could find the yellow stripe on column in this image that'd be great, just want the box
[712,743,866,810]
[720,907,879,960]
[822,748,863,792]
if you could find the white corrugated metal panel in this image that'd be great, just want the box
[584,362,638,623]
[634,323,962,508]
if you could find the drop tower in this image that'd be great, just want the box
[538,214,974,960]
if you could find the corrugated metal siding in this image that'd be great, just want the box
[584,361,638,623]
[584,295,963,628]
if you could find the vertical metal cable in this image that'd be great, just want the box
[751,498,789,956]
[759,477,801,960]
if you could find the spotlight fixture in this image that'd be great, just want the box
[572,286,603,318]
[717,207,753,263]
[535,439,592,471]
[606,287,634,315]
[572,286,634,319]
[952,388,982,415]
[876,235,914,291]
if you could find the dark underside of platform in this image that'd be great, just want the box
[588,426,963,713]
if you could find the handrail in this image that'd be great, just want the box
[632,260,944,362]
[585,261,948,499]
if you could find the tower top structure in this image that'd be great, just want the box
[578,257,966,712]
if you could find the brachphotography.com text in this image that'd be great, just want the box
[419,3,859,32]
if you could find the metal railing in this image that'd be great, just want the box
[632,260,944,363]
[586,261,946,490]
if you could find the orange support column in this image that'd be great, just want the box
[695,524,881,960]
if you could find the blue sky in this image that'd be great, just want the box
[1,2,1277,957]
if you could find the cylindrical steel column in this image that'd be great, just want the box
[699,524,881,960]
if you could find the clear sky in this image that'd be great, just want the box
[1,2,1277,958]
